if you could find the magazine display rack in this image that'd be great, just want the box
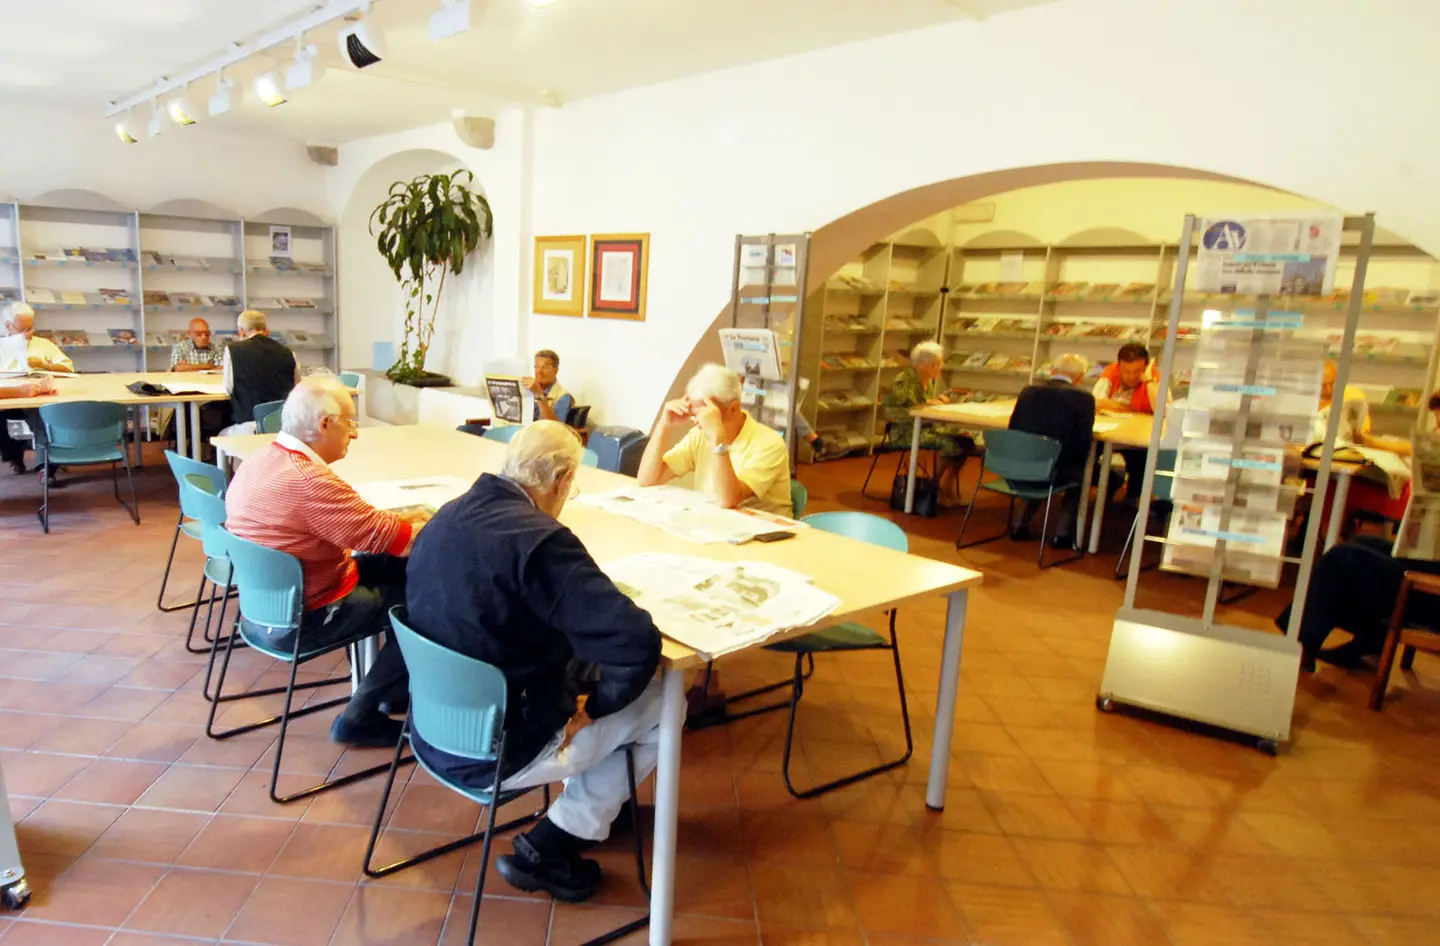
[1098,212,1381,752]
[3,200,338,373]
[725,234,810,461]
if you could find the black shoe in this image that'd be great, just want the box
[496,833,601,902]
[329,713,403,748]
[1009,527,1034,542]
[1315,640,1369,670]
[378,695,409,716]
[6,459,25,476]
[1049,534,1075,551]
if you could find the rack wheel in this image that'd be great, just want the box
[1095,695,1114,713]
[1256,738,1279,757]
[1,878,30,910]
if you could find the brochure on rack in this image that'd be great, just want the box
[1194,215,1343,296]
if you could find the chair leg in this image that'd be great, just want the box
[1400,645,1417,671]
[1038,489,1082,570]
[1371,632,1404,711]
[1114,510,1141,580]
[624,747,650,898]
[860,451,883,499]
[687,654,816,730]
[37,452,49,534]
[464,737,509,946]
[121,449,140,525]
[956,475,1006,549]
[157,512,186,611]
[204,620,355,745]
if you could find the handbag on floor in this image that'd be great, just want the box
[890,471,938,518]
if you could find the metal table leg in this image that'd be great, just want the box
[1324,470,1351,551]
[1088,442,1114,555]
[926,588,968,810]
[647,668,685,945]
[904,416,922,514]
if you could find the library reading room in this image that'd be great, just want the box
[0,1,1438,945]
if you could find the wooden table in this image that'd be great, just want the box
[214,425,983,946]
[905,402,1153,554]
[1,370,228,462]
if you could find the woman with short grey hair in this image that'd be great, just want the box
[880,341,976,506]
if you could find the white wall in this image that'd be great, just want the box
[0,101,329,217]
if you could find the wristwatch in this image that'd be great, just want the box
[712,441,731,456]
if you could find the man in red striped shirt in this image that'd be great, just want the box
[225,376,415,748]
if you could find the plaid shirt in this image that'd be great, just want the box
[170,338,222,369]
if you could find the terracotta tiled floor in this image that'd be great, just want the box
[1,449,1438,945]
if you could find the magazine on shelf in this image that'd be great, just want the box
[282,297,317,309]
[108,329,140,347]
[62,248,85,260]
[300,261,330,275]
[169,293,201,306]
[56,329,90,347]
[166,330,188,344]
[25,288,55,304]
[141,250,169,267]
[106,248,137,264]
[170,256,205,270]
[99,289,131,305]
[29,250,63,262]
[962,351,992,368]
[269,256,298,272]
[212,294,240,308]
[250,297,282,309]
[1160,541,1283,588]
[1396,430,1440,560]
[59,291,88,305]
[148,333,170,348]
[287,330,313,345]
[143,290,171,306]
[1084,283,1122,299]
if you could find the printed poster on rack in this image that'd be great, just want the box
[1194,215,1342,295]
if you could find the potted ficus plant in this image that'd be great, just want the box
[369,168,493,386]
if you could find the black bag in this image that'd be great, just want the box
[890,472,938,518]
[126,381,172,397]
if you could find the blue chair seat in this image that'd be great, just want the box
[236,619,338,662]
[44,443,127,465]
[181,519,204,540]
[202,556,232,586]
[984,477,1081,501]
[411,748,537,810]
[766,621,887,654]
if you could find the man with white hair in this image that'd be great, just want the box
[0,302,71,477]
[1006,352,1096,546]
[221,309,300,433]
[2,302,73,374]
[404,420,664,902]
[636,363,792,516]
[225,376,418,748]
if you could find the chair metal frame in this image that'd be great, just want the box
[955,429,1082,569]
[158,451,232,616]
[35,401,140,534]
[860,421,937,501]
[1370,571,1440,710]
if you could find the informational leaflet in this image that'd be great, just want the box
[600,552,839,659]
[576,485,805,545]
[1194,214,1343,296]
[1175,438,1287,488]
[1395,431,1440,561]
[719,328,784,383]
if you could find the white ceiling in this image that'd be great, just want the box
[0,0,1055,143]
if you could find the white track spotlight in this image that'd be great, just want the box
[166,89,198,126]
[209,74,235,116]
[115,117,138,144]
[254,70,288,107]
[338,6,386,68]
[429,0,471,41]
[147,99,165,138]
[286,37,323,90]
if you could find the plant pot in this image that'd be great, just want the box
[389,370,453,388]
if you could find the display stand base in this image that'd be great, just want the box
[1098,609,1299,750]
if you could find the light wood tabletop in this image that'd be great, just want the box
[214,422,984,946]
[910,400,1155,447]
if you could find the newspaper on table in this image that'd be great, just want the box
[1395,431,1440,561]
[600,553,839,659]
[1194,215,1342,296]
[354,476,468,524]
[576,484,805,545]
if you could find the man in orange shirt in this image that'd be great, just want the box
[225,377,416,748]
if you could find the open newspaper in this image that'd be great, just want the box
[354,477,469,528]
[600,553,839,659]
[1395,432,1440,560]
[576,484,805,544]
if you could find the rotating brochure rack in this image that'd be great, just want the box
[1098,213,1378,752]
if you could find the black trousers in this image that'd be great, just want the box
[0,409,45,467]
[250,553,409,721]
[1116,448,1148,498]
[1276,534,1440,654]
[1015,465,1085,539]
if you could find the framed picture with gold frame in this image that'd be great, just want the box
[588,232,649,322]
[533,235,588,317]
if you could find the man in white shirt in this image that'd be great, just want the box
[1,303,70,478]
[2,303,74,374]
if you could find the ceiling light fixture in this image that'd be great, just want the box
[429,0,471,41]
[338,3,386,69]
[285,35,323,90]
[254,70,288,107]
[147,99,165,138]
[115,117,138,144]
[209,72,235,116]
[166,88,198,126]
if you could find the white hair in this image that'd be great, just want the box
[280,377,352,442]
[238,309,268,333]
[911,341,945,368]
[502,420,584,491]
[3,301,33,328]
[685,364,743,404]
[1052,352,1089,379]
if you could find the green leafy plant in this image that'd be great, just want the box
[369,169,493,383]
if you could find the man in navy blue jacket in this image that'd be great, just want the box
[404,421,664,902]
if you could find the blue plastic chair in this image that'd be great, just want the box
[790,480,808,518]
[253,399,285,433]
[581,447,599,468]
[1115,449,1177,579]
[955,428,1081,568]
[338,372,361,388]
[35,401,139,533]
[483,424,521,444]
[362,607,647,945]
[171,471,241,662]
[203,526,387,804]
[157,450,227,615]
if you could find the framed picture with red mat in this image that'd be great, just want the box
[588,232,649,321]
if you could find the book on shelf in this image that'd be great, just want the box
[1364,288,1410,306]
[105,248,137,264]
[0,288,18,302]
[300,261,330,274]
[29,250,64,262]
[1046,322,1073,336]
[82,248,110,263]
[251,297,282,309]
[879,353,907,368]
[269,256,298,272]
[59,290,88,305]
[1011,355,1034,373]
[56,329,90,346]
[1048,282,1088,299]
[168,292,201,306]
[143,290,172,306]
[994,319,1025,333]
[148,333,170,348]
[108,329,140,347]
[985,354,1012,370]
[25,288,55,304]
[1409,290,1440,307]
[288,329,313,345]
[141,250,170,267]
[973,317,1000,332]
[170,256,206,270]
[952,283,977,297]
[98,288,131,305]
[963,351,992,368]
[192,295,215,307]
[949,317,978,333]
[213,329,238,344]
[996,281,1031,296]
[1116,282,1155,300]
[166,330,188,344]
[282,297,317,309]
[1084,283,1122,300]
[970,282,999,296]
[61,248,86,260]
[32,329,55,340]
[211,294,240,308]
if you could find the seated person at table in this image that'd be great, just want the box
[221,309,300,435]
[1092,343,1163,500]
[2,303,74,374]
[637,363,792,516]
[522,348,573,423]
[1312,359,1370,444]
[170,317,223,372]
[1007,352,1095,546]
[224,377,414,748]
[0,376,57,476]
[881,341,974,507]
[405,422,664,902]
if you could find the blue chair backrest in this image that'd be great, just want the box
[37,401,127,450]
[182,474,229,559]
[790,480,808,518]
[253,400,286,431]
[984,429,1061,483]
[389,606,508,761]
[802,510,908,553]
[581,447,599,468]
[338,372,361,388]
[1151,449,1178,503]
[165,450,225,518]
[218,526,304,631]
[484,424,521,444]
